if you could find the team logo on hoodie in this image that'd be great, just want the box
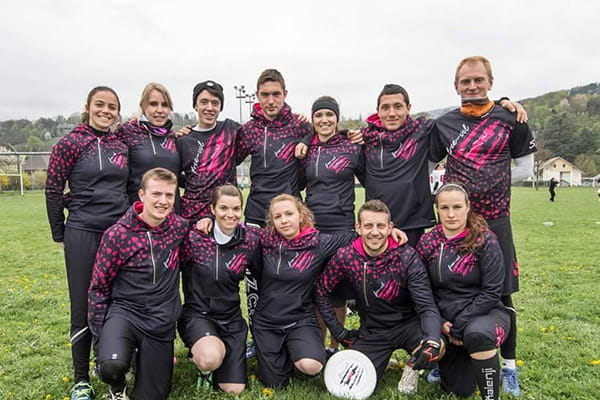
[163,247,179,270]
[288,251,314,273]
[391,137,418,160]
[495,323,507,347]
[161,137,177,153]
[325,156,350,174]
[226,253,247,275]
[447,253,476,277]
[373,277,400,302]
[274,142,296,163]
[109,152,128,169]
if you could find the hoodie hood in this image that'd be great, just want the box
[251,102,294,127]
[119,201,177,234]
[366,113,414,132]
[265,226,319,251]
[351,236,399,258]
[430,224,469,246]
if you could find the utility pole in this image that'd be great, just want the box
[234,85,246,123]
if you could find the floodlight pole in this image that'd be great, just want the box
[234,85,246,123]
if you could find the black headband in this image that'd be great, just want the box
[311,99,339,120]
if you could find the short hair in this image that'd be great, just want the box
[82,86,121,124]
[265,194,314,232]
[357,200,391,224]
[454,56,493,84]
[140,167,177,190]
[377,84,410,109]
[210,184,243,208]
[257,68,286,91]
[139,82,173,113]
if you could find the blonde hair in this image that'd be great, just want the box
[265,194,314,232]
[139,82,174,114]
[454,56,493,84]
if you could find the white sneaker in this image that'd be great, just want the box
[397,365,419,394]
[109,385,128,400]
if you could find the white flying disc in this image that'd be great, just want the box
[324,349,377,399]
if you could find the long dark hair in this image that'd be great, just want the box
[435,183,488,254]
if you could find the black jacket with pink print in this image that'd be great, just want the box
[301,131,365,233]
[236,103,312,225]
[180,224,262,323]
[88,203,189,340]
[252,228,355,329]
[361,114,436,230]
[416,226,505,340]
[315,237,441,342]
[45,123,129,242]
[115,119,180,204]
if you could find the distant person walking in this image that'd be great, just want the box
[549,177,558,202]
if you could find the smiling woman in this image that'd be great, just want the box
[45,86,130,400]
[114,82,181,205]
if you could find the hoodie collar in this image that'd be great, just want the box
[251,102,293,127]
[432,224,468,245]
[351,236,399,258]
[366,113,413,132]
[123,201,173,233]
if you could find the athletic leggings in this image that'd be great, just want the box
[63,226,103,382]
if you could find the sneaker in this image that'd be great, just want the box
[196,372,213,391]
[397,366,420,394]
[426,367,441,384]
[70,381,94,400]
[246,342,257,359]
[501,367,521,397]
[108,385,128,400]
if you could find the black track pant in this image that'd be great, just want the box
[64,226,103,382]
[97,315,174,400]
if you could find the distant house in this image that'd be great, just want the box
[592,172,600,187]
[22,155,50,172]
[540,157,582,186]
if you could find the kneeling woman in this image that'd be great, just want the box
[416,183,511,400]
[179,185,262,395]
[252,194,355,388]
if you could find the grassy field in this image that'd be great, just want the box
[0,187,599,399]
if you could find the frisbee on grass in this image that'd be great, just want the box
[324,349,377,399]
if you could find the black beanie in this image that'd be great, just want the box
[193,80,224,110]
[311,97,339,120]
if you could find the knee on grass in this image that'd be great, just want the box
[219,382,245,395]
[294,358,323,375]
[98,359,129,385]
[191,336,226,372]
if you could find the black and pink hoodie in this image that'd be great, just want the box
[301,131,365,233]
[416,226,505,340]
[430,106,536,220]
[88,203,189,340]
[315,237,441,342]
[45,123,129,242]
[180,224,262,323]
[252,228,354,329]
[115,119,180,204]
[236,103,312,225]
[177,119,241,222]
[361,115,436,230]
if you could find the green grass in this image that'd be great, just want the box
[1,188,599,399]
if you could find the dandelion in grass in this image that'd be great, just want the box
[62,376,69,382]
[46,394,52,399]
[516,360,524,367]
[262,387,274,399]
[589,360,600,366]
[549,325,555,332]
[540,327,547,333]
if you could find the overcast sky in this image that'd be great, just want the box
[1,0,598,122]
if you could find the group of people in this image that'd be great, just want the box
[45,55,536,400]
